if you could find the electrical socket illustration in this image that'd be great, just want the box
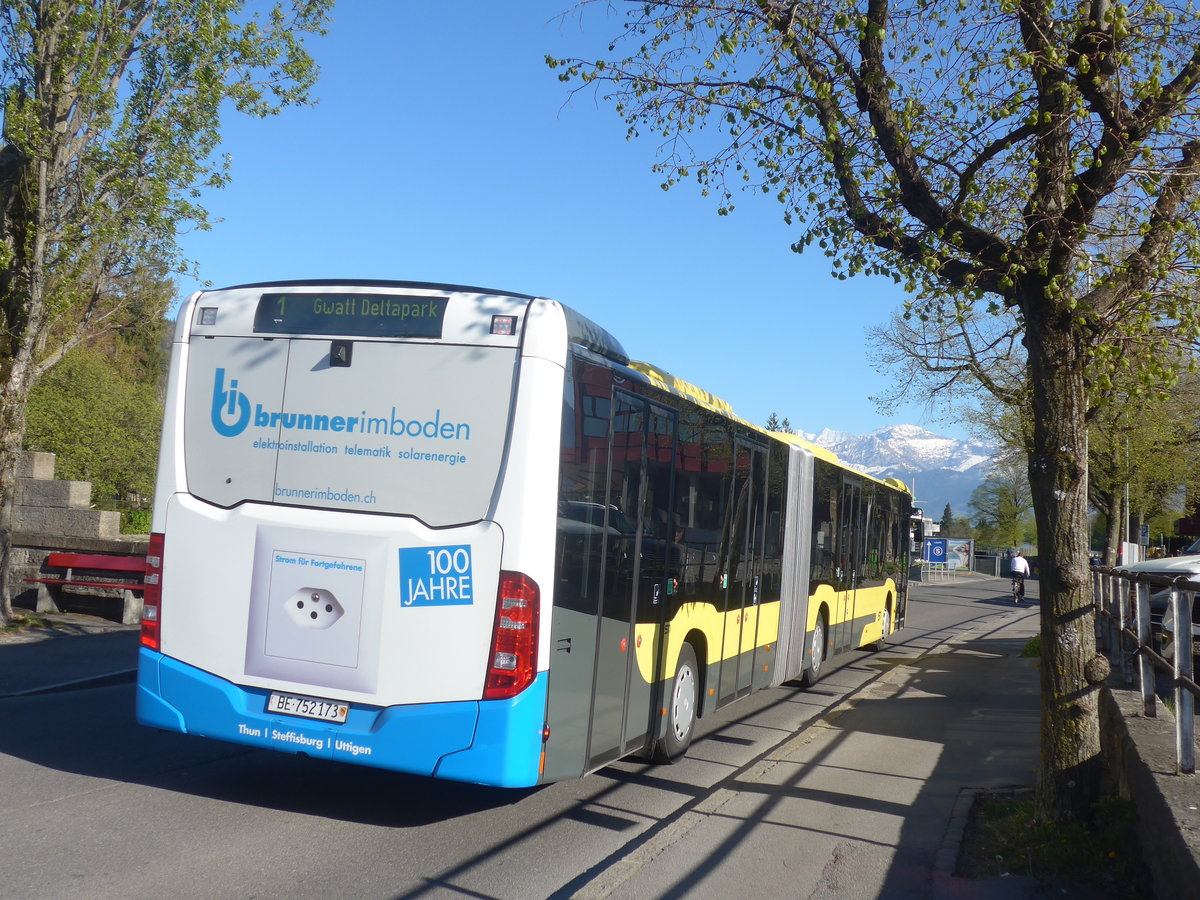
[285,587,344,629]
[246,532,379,691]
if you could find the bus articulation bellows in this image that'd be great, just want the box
[136,280,912,787]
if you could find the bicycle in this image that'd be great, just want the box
[1011,574,1025,603]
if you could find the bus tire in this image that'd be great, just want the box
[801,613,827,687]
[654,643,699,763]
[872,600,892,652]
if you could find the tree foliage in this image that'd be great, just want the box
[25,288,169,506]
[0,0,332,621]
[939,503,976,539]
[25,340,161,502]
[942,516,976,539]
[970,454,1036,548]
[553,0,1200,820]
[1087,367,1200,560]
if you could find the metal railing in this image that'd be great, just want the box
[923,561,953,582]
[911,560,975,581]
[1092,566,1198,775]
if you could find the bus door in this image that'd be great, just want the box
[625,402,678,749]
[832,477,863,653]
[587,392,676,767]
[894,498,910,628]
[718,439,769,703]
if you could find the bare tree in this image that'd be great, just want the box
[871,287,1200,566]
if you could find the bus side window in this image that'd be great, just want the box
[555,357,615,615]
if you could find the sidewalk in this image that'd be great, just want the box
[572,576,1047,899]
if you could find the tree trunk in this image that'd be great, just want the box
[0,374,29,623]
[0,278,38,625]
[1103,507,1120,565]
[1024,301,1102,822]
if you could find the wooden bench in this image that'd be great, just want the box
[25,552,147,625]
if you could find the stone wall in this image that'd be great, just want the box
[8,451,148,622]
[1100,681,1200,899]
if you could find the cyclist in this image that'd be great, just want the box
[1010,550,1031,602]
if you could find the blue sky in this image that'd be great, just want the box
[176,1,961,440]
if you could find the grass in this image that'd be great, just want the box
[958,617,1155,894]
[1,611,51,634]
[957,790,1152,898]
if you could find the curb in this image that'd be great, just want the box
[932,787,979,895]
[1,667,137,698]
[931,787,1054,899]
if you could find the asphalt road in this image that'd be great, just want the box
[0,581,1030,900]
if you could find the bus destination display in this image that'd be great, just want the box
[253,293,448,338]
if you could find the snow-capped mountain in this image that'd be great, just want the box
[803,424,996,517]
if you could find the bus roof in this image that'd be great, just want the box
[212,279,540,300]
[628,360,911,497]
[628,361,744,422]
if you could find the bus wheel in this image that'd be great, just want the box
[873,603,892,652]
[654,643,698,763]
[801,615,827,687]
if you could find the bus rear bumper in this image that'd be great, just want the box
[135,649,546,786]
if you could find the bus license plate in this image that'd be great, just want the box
[266,691,349,724]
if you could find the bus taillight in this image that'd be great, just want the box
[141,532,164,651]
[483,571,540,700]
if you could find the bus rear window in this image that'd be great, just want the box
[253,293,449,338]
[184,337,517,525]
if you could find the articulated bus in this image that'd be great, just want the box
[136,280,912,787]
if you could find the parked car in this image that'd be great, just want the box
[1119,539,1200,660]
[1158,592,1200,662]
